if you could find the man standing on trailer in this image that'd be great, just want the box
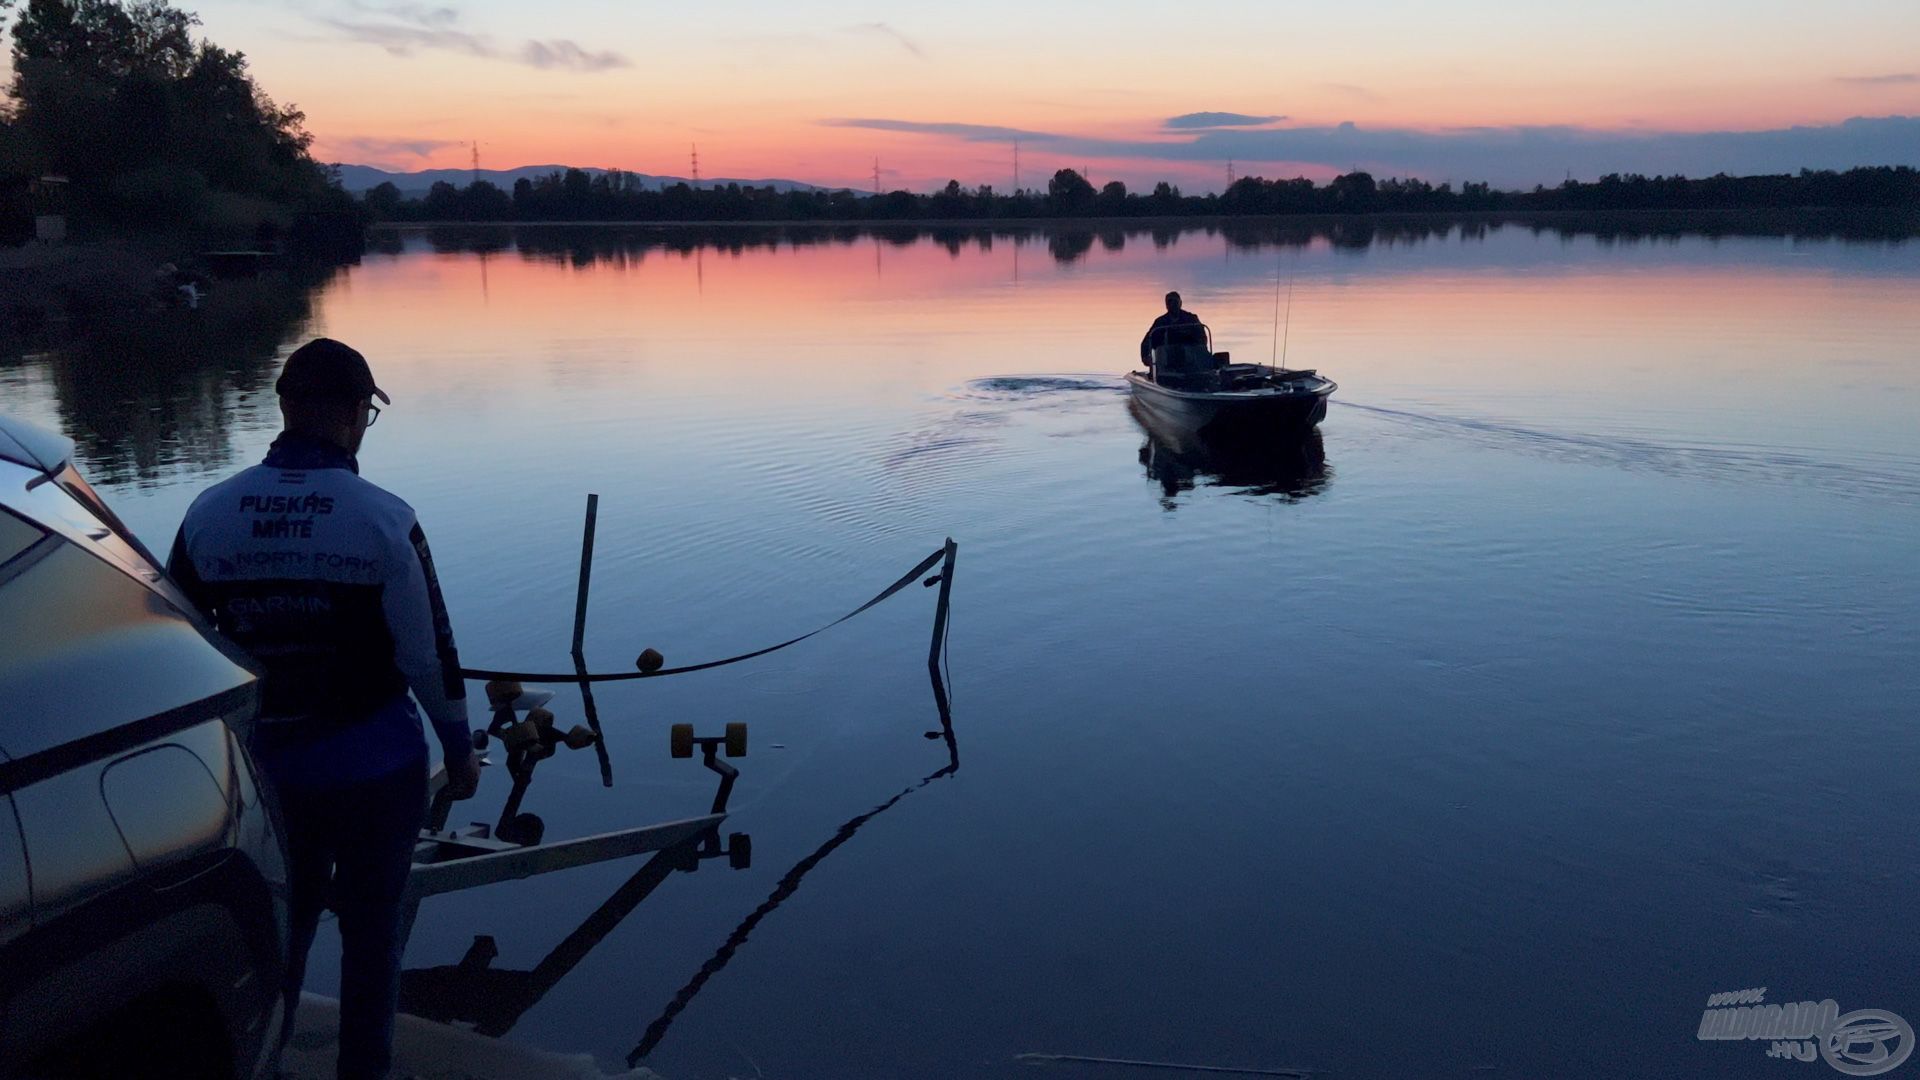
[167,338,481,1080]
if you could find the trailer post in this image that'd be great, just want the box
[571,494,613,785]
[927,538,957,676]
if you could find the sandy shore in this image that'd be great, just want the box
[279,994,665,1080]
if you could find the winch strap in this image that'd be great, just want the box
[459,546,948,684]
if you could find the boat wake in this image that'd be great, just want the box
[1340,401,1920,504]
[960,375,1129,399]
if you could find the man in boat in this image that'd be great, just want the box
[1140,290,1203,369]
[167,338,480,1080]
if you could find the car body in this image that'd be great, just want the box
[0,413,287,1080]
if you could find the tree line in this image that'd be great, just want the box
[368,164,1919,224]
[0,0,358,246]
[2,0,1913,243]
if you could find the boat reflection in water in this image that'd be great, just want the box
[1131,400,1331,508]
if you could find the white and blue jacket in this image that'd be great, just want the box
[167,434,471,787]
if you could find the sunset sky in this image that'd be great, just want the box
[169,1,1920,191]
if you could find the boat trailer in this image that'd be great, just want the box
[399,679,752,943]
[388,493,959,1048]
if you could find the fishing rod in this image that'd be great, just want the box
[1269,245,1294,376]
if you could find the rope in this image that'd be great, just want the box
[460,546,949,685]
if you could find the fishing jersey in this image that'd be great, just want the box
[167,434,471,781]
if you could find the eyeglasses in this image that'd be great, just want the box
[366,404,382,428]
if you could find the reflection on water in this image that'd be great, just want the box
[6,215,1920,1079]
[367,210,1920,271]
[629,663,958,1065]
[1,260,343,486]
[8,211,1916,494]
[399,662,959,1063]
[1341,400,1920,502]
[1133,407,1332,509]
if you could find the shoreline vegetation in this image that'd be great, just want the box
[1,0,362,349]
[366,166,1919,227]
[1,0,1916,355]
[365,206,1920,232]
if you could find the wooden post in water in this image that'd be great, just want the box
[571,494,613,786]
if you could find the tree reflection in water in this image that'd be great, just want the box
[6,259,345,486]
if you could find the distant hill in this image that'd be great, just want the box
[331,164,833,198]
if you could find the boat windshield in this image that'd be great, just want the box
[1147,322,1217,382]
[1146,320,1212,354]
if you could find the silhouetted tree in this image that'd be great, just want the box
[363,180,402,219]
[422,180,459,219]
[3,0,351,239]
[458,179,511,220]
[929,178,969,218]
[1327,171,1377,210]
[1047,168,1096,215]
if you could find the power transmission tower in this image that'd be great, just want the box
[1226,160,1235,188]
[691,143,700,186]
[873,158,881,196]
[1013,139,1020,194]
[471,141,481,185]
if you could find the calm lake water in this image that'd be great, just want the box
[5,217,1920,1079]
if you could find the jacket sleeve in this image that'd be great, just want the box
[384,512,472,760]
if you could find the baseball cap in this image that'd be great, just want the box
[275,338,391,404]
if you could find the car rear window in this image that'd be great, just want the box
[54,464,163,569]
[6,475,162,588]
[0,508,46,568]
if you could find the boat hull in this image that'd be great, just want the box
[1125,371,1332,441]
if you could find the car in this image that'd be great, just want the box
[0,413,288,1080]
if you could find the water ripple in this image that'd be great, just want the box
[1341,400,1920,503]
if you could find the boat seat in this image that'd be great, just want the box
[1151,342,1217,375]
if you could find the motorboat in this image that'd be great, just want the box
[1126,322,1335,439]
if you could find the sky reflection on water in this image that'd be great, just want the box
[3,218,1917,1079]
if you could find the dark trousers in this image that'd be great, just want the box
[271,759,427,1080]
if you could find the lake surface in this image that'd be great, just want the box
[5,217,1919,1079]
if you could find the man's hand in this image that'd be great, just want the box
[444,749,481,800]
